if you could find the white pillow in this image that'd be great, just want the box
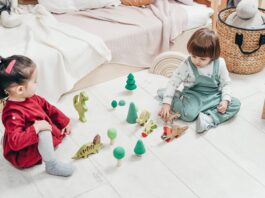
[176,0,193,6]
[38,0,121,14]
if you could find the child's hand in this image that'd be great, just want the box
[61,124,71,135]
[158,104,171,121]
[34,120,52,133]
[217,100,229,114]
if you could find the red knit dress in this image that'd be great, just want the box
[1,95,70,168]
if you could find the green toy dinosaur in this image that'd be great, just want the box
[141,120,157,137]
[72,134,103,159]
[73,91,89,122]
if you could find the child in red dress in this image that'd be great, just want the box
[0,55,75,177]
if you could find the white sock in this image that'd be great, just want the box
[196,113,214,133]
[38,131,75,177]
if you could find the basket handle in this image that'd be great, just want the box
[235,33,265,55]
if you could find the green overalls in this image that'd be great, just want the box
[160,58,241,125]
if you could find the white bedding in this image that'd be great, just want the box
[38,0,121,14]
[0,5,111,103]
[180,2,214,30]
[55,1,213,68]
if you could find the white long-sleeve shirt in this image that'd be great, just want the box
[162,57,232,105]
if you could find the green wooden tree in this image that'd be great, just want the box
[107,128,117,145]
[113,147,125,167]
[125,73,137,90]
[111,100,118,108]
[73,91,89,122]
[134,139,146,157]
[126,102,138,124]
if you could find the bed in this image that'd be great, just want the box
[0,0,218,103]
[54,0,216,93]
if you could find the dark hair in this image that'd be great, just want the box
[187,28,220,60]
[0,1,11,14]
[0,55,36,99]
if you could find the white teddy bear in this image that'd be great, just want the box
[0,0,21,28]
[226,0,265,29]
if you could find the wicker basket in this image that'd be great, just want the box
[217,8,265,74]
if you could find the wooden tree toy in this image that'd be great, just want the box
[125,73,137,91]
[134,139,146,157]
[119,100,126,106]
[136,110,150,126]
[111,100,118,108]
[141,120,157,137]
[107,128,117,145]
[161,125,188,142]
[73,91,89,122]
[113,147,125,167]
[126,102,138,124]
[72,134,103,159]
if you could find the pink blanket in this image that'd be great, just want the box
[55,0,187,67]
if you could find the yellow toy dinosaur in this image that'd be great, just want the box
[72,134,103,159]
[73,91,89,122]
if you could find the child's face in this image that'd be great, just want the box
[25,68,38,97]
[7,67,38,100]
[24,68,38,97]
[191,55,211,68]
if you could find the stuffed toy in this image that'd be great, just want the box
[0,0,21,28]
[225,0,265,29]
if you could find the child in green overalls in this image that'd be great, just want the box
[158,28,241,133]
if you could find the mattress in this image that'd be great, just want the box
[54,1,212,68]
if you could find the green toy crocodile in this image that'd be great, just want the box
[73,91,89,122]
[136,110,150,126]
[72,134,103,159]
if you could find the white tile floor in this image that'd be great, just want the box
[1,68,265,198]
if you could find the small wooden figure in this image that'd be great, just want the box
[107,128,117,145]
[136,110,150,126]
[73,91,89,122]
[125,73,137,91]
[168,112,181,121]
[141,120,157,137]
[72,134,103,159]
[262,99,265,119]
[134,139,146,157]
[118,100,126,106]
[111,100,118,108]
[126,102,138,124]
[113,147,125,167]
[161,125,188,142]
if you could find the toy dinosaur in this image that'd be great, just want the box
[136,110,150,126]
[141,120,157,137]
[161,125,188,142]
[73,91,89,122]
[167,112,181,121]
[72,134,103,159]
